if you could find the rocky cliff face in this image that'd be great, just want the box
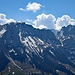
[0,22,75,75]
[58,25,75,65]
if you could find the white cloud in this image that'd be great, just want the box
[33,25,47,29]
[19,8,25,11]
[56,15,75,30]
[1,13,75,31]
[26,2,42,12]
[0,13,16,25]
[26,19,33,23]
[33,13,56,29]
[29,14,75,30]
[25,19,33,25]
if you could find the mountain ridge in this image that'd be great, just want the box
[0,22,75,75]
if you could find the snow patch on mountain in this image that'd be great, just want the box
[0,28,6,37]
[49,50,55,56]
[9,49,18,56]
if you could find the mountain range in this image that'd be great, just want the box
[0,22,75,75]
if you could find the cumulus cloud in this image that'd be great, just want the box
[33,25,47,29]
[56,15,75,30]
[26,2,42,12]
[1,13,75,31]
[0,13,15,25]
[30,14,75,30]
[33,13,56,29]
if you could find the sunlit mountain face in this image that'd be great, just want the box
[0,22,75,75]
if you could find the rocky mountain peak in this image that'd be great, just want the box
[0,23,75,75]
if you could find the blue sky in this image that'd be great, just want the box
[0,0,75,30]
